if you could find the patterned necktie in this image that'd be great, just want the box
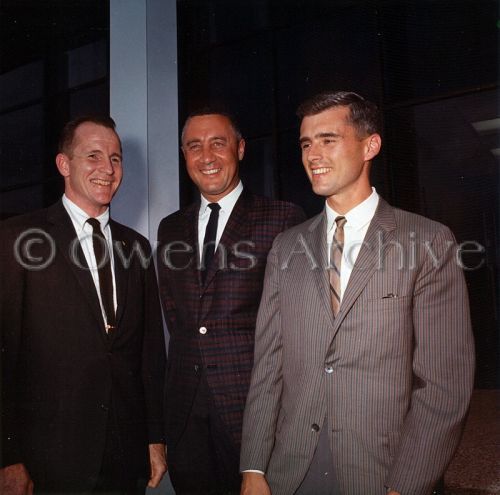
[329,216,347,316]
[201,203,220,283]
[87,218,116,333]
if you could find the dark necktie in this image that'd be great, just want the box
[329,216,347,317]
[87,218,116,333]
[201,203,221,283]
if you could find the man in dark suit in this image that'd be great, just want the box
[0,116,167,494]
[240,91,475,495]
[157,109,305,494]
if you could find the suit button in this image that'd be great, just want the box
[100,404,109,411]
[324,365,334,374]
[199,326,207,334]
[311,423,320,432]
[194,364,199,372]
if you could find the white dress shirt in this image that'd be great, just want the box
[197,181,244,262]
[326,188,379,300]
[62,195,117,327]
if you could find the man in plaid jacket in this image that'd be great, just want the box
[157,108,305,494]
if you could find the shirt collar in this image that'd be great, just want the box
[199,180,244,216]
[62,194,110,231]
[326,188,379,232]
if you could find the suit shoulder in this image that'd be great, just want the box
[246,193,306,222]
[248,193,300,211]
[392,207,453,237]
[159,203,197,226]
[111,220,151,247]
[0,208,51,234]
[274,214,320,247]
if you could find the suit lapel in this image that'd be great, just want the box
[331,198,397,336]
[183,203,203,289]
[202,191,251,291]
[109,222,129,332]
[47,202,106,339]
[304,212,336,329]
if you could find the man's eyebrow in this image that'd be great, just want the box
[184,138,201,147]
[317,132,341,139]
[86,149,122,159]
[77,148,103,156]
[299,132,341,144]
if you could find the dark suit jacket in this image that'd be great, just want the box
[0,201,165,492]
[157,189,305,450]
[240,197,475,495]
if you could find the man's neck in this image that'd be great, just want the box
[326,186,372,215]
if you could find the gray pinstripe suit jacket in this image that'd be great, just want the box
[240,197,475,495]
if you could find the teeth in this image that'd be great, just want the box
[312,168,331,175]
[201,168,221,175]
[91,179,112,186]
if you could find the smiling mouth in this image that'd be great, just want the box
[311,167,331,175]
[91,179,112,186]
[201,168,221,175]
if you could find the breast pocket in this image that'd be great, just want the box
[349,295,414,348]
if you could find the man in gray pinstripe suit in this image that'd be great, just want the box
[240,91,475,495]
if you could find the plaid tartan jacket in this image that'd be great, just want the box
[157,189,305,449]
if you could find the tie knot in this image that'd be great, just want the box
[208,203,220,212]
[335,216,346,229]
[87,217,102,231]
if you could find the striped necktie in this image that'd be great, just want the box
[329,216,346,316]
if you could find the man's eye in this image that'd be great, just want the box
[301,143,310,150]
[188,145,200,152]
[111,157,122,165]
[212,141,225,148]
[88,153,99,160]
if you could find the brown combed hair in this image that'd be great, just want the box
[296,91,381,137]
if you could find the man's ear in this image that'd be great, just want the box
[364,133,381,161]
[55,153,70,177]
[238,139,246,161]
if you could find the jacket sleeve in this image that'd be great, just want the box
[141,237,167,444]
[240,235,284,472]
[156,219,178,336]
[385,226,475,494]
[0,222,25,467]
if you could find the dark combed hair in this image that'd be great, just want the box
[181,105,243,142]
[296,91,381,137]
[58,115,118,155]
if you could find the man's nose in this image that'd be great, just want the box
[200,146,216,164]
[307,142,322,161]
[101,157,115,174]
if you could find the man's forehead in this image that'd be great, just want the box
[70,128,121,157]
[73,124,119,143]
[183,116,235,142]
[300,107,351,132]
